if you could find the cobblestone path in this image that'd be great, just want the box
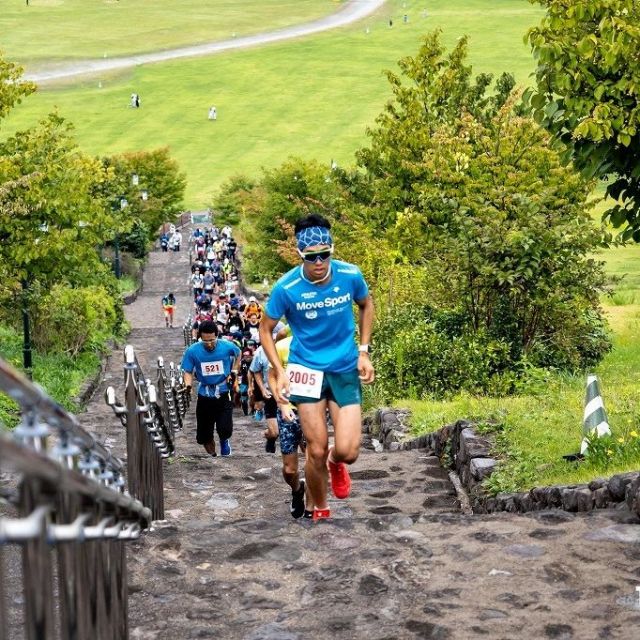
[79,230,640,639]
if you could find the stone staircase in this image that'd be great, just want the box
[75,224,640,640]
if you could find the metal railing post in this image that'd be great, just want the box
[108,345,175,521]
[124,346,142,502]
[0,544,6,640]
[52,433,82,640]
[14,411,55,640]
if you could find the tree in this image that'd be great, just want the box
[0,113,127,291]
[0,56,35,123]
[213,158,344,281]
[527,0,640,240]
[350,32,611,394]
[213,174,257,227]
[356,31,515,227]
[0,53,127,373]
[390,102,608,366]
[216,33,612,394]
[99,148,187,247]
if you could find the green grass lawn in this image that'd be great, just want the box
[1,0,341,67]
[3,0,542,209]
[0,325,102,429]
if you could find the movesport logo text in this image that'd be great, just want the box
[296,293,351,311]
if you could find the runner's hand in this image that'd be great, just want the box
[280,403,296,423]
[272,368,289,404]
[358,353,375,384]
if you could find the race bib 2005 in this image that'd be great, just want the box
[286,363,323,399]
[201,360,224,377]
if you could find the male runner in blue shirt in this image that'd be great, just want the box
[259,213,375,521]
[182,320,241,457]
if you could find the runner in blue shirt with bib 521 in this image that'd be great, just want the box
[182,320,241,457]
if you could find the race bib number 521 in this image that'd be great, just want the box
[201,360,224,376]
[286,364,323,399]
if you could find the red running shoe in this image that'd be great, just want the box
[328,447,351,499]
[312,508,331,522]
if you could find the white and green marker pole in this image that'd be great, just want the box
[581,374,611,455]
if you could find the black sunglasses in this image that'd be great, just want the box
[300,249,332,263]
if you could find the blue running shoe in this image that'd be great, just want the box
[220,439,232,456]
[254,409,265,422]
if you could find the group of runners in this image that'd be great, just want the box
[160,224,183,252]
[180,213,375,521]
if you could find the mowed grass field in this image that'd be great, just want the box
[1,0,341,67]
[3,0,542,208]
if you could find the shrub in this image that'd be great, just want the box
[372,304,516,402]
[32,284,117,356]
[120,221,151,259]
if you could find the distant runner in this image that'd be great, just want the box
[259,213,375,521]
[162,292,176,328]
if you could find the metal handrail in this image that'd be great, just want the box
[0,436,150,524]
[105,345,187,521]
[0,355,150,640]
[0,359,123,477]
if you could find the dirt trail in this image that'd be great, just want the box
[24,0,388,85]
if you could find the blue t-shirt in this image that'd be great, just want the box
[181,339,240,397]
[265,260,369,373]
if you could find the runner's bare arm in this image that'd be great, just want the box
[259,315,281,370]
[356,295,375,384]
[253,369,271,397]
[356,294,374,345]
[267,367,277,396]
[268,367,295,421]
[259,315,289,403]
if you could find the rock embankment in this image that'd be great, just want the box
[373,410,640,520]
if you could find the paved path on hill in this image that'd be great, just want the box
[6,224,638,639]
[24,0,388,84]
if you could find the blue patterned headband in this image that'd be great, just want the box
[296,226,333,251]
